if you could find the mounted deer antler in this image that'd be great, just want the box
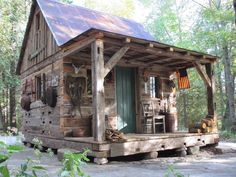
[72,63,84,74]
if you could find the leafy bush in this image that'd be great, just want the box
[0,141,25,177]
[0,138,90,177]
[59,149,90,177]
[0,141,24,163]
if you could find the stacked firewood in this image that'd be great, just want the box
[189,115,217,133]
[105,129,126,142]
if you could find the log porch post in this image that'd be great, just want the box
[205,63,216,118]
[91,38,105,142]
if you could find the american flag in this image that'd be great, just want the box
[176,69,190,89]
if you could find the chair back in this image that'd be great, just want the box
[141,101,154,117]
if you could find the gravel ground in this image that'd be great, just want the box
[1,136,236,177]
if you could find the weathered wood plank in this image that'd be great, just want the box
[63,37,96,57]
[205,63,216,119]
[104,46,130,76]
[194,61,212,87]
[91,39,106,142]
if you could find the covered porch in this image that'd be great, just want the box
[60,29,218,163]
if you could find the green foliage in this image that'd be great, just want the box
[0,140,24,162]
[32,138,43,159]
[0,0,31,129]
[70,0,136,19]
[220,130,236,141]
[59,150,90,177]
[13,158,46,177]
[0,141,26,177]
[0,165,10,177]
[0,139,46,177]
[164,164,187,177]
[0,154,9,163]
[139,0,236,129]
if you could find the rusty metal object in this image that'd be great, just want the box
[21,94,31,111]
[46,86,57,107]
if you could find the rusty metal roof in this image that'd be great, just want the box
[37,0,154,46]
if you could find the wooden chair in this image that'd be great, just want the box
[141,101,165,134]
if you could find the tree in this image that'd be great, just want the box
[193,0,236,129]
[61,0,136,19]
[234,0,236,24]
[0,0,31,129]
[140,0,236,130]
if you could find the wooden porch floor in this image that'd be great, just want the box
[64,132,218,143]
[24,132,219,158]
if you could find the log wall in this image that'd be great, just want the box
[20,6,59,75]
[20,5,63,138]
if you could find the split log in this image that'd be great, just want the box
[201,118,214,127]
[105,129,125,142]
[189,128,201,133]
[192,122,207,129]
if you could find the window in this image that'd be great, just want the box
[35,75,42,100]
[150,76,161,98]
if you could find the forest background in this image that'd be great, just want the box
[0,0,235,131]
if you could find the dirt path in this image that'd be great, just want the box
[3,141,236,177]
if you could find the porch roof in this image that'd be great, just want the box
[66,29,218,72]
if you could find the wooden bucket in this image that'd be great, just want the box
[165,113,178,132]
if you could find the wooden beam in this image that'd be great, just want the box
[103,37,213,63]
[164,60,188,67]
[104,46,130,77]
[205,63,216,117]
[120,57,175,72]
[127,54,154,61]
[63,37,96,57]
[91,39,106,142]
[104,46,115,51]
[147,57,173,64]
[193,61,212,87]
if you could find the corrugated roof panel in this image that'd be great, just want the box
[37,0,155,46]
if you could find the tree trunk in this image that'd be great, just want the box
[234,0,236,25]
[222,44,235,128]
[9,61,16,127]
[183,91,188,128]
[0,104,3,130]
[216,61,225,118]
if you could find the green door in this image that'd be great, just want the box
[116,66,136,133]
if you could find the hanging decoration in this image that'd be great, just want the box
[20,79,33,111]
[64,74,86,118]
[46,86,57,107]
[176,68,190,89]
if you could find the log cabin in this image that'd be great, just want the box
[17,0,219,164]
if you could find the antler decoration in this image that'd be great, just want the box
[72,63,84,74]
